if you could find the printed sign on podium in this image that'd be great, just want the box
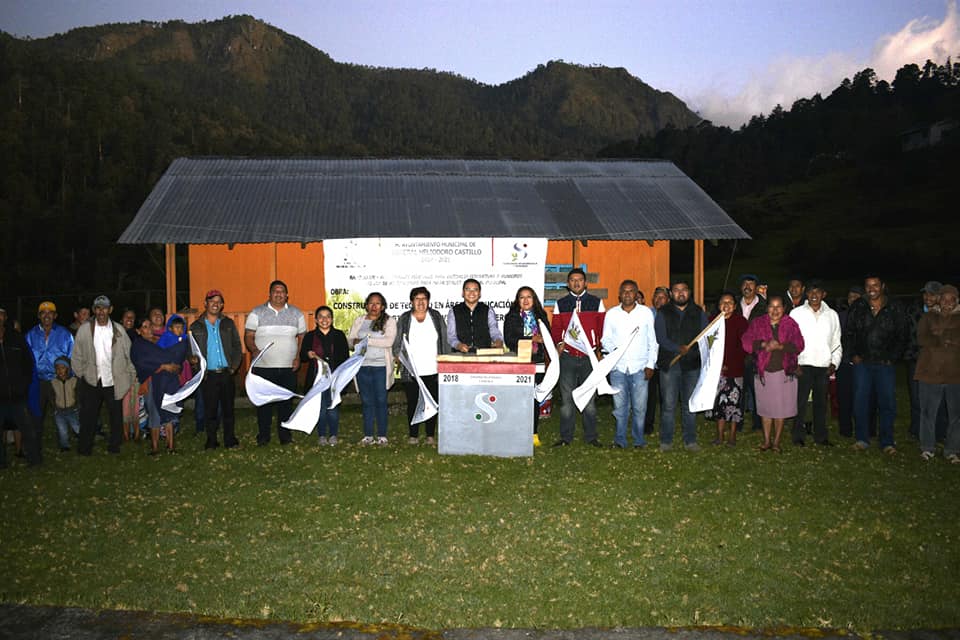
[438,361,536,457]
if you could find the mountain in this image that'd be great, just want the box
[0,15,700,302]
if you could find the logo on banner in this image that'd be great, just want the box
[474,392,498,423]
[511,242,529,261]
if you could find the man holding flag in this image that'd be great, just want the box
[551,268,605,447]
[601,280,658,449]
[654,281,708,451]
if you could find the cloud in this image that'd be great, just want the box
[686,1,960,128]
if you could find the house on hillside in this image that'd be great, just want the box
[901,118,959,152]
[118,158,747,346]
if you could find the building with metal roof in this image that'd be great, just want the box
[119,157,747,315]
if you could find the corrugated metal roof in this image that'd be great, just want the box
[118,158,749,244]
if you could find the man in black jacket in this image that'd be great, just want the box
[843,275,909,454]
[737,274,767,431]
[0,307,35,468]
[190,289,243,449]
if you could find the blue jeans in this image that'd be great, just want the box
[315,388,340,438]
[558,353,597,443]
[660,367,700,445]
[610,369,648,447]
[357,366,388,437]
[918,382,960,456]
[54,408,80,449]
[853,362,896,448]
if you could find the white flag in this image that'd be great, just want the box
[688,315,726,413]
[282,362,334,433]
[328,338,368,408]
[396,338,439,425]
[571,326,637,411]
[563,310,595,357]
[535,319,559,403]
[244,342,303,406]
[162,333,206,414]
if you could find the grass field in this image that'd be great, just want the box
[1,388,958,632]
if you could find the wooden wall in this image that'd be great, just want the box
[188,239,670,325]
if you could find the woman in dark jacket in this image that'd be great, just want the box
[503,286,550,446]
[393,287,446,445]
[299,306,349,446]
[130,317,187,455]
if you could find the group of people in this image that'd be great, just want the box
[2,270,956,465]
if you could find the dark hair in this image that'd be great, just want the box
[169,317,185,328]
[767,295,785,307]
[462,278,481,292]
[670,279,691,289]
[619,279,639,291]
[366,292,389,332]
[409,286,431,302]
[567,268,587,280]
[314,305,334,318]
[509,286,547,321]
[268,280,288,294]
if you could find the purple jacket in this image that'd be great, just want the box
[741,315,805,381]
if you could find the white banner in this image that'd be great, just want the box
[688,315,726,413]
[162,333,205,414]
[323,238,548,338]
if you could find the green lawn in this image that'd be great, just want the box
[1,390,958,632]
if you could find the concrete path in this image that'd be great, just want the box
[1,604,958,640]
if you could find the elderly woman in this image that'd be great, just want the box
[916,284,960,462]
[712,292,749,447]
[741,295,804,452]
[503,286,550,447]
[393,287,446,446]
[300,305,349,446]
[348,292,397,445]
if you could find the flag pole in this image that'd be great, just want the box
[668,313,724,368]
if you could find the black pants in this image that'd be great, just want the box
[793,365,829,444]
[25,380,55,463]
[203,371,237,447]
[836,360,854,437]
[0,401,29,468]
[404,374,439,438]
[78,380,123,455]
[644,369,660,434]
[254,367,295,445]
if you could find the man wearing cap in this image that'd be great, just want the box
[191,289,242,449]
[25,301,74,462]
[737,274,767,431]
[843,275,909,454]
[71,295,137,455]
[245,281,306,446]
[789,280,841,446]
[905,281,945,440]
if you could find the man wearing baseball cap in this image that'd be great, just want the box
[190,289,243,449]
[70,295,136,455]
[25,301,74,462]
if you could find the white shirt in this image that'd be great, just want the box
[93,322,114,387]
[789,301,842,369]
[408,315,439,376]
[601,304,658,374]
[246,302,307,368]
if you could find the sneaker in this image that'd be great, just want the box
[659,442,673,452]
[532,434,541,447]
[882,445,897,456]
[852,440,869,451]
[425,436,435,446]
[920,450,935,461]
[318,436,328,445]
[947,454,960,464]
[360,436,375,445]
[376,437,389,446]
[328,436,338,447]
[408,436,419,445]
[684,442,701,452]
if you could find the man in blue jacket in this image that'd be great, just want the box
[25,301,74,460]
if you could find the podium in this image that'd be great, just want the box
[437,360,536,457]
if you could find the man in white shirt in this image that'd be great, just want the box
[601,280,659,448]
[244,280,306,446]
[71,295,136,456]
[789,280,842,446]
